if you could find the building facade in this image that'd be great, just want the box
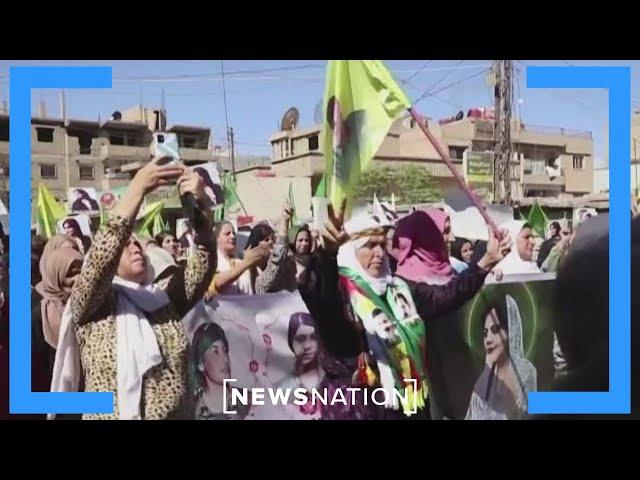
[267,110,595,202]
[0,106,214,221]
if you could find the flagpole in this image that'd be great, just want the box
[237,195,248,216]
[407,107,502,239]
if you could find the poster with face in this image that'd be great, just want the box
[573,207,597,227]
[182,293,329,420]
[57,213,93,255]
[98,185,127,212]
[68,187,100,212]
[425,278,555,420]
[191,163,224,207]
[180,279,555,421]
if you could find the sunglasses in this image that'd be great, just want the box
[483,323,503,338]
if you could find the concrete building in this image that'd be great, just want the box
[0,105,214,221]
[267,110,595,203]
[592,111,640,195]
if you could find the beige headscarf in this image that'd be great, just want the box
[35,235,84,348]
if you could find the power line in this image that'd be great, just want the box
[418,59,465,96]
[414,67,490,106]
[0,62,492,83]
[401,76,464,110]
[401,60,434,84]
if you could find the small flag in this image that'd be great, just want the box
[37,183,66,238]
[527,201,549,238]
[152,211,168,237]
[213,205,225,223]
[136,200,165,237]
[223,172,240,210]
[288,182,298,227]
[314,174,327,198]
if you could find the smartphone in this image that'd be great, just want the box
[151,132,180,165]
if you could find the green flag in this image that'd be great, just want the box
[151,211,168,237]
[223,173,240,210]
[136,200,165,237]
[37,183,66,238]
[288,182,298,227]
[213,205,225,223]
[314,174,327,198]
[322,60,411,209]
[99,204,108,228]
[527,201,549,238]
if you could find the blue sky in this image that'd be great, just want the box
[1,59,639,168]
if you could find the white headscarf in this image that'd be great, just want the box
[145,245,177,284]
[337,234,394,296]
[49,275,169,420]
[493,220,541,275]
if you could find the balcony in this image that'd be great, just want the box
[100,143,150,162]
[180,147,213,164]
[104,171,131,180]
[522,173,565,187]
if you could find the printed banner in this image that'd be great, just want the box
[183,293,332,420]
[181,278,556,420]
[426,277,555,420]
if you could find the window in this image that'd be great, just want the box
[178,134,199,149]
[183,136,196,148]
[78,134,93,154]
[36,127,54,143]
[449,147,464,159]
[109,132,125,145]
[308,135,319,151]
[0,122,8,142]
[290,139,295,156]
[573,155,584,170]
[40,164,57,179]
[79,165,94,180]
[109,131,140,146]
[523,159,545,176]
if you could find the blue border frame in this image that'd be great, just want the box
[7,65,631,415]
[9,67,114,414]
[527,66,631,414]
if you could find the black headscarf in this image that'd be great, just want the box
[551,215,640,417]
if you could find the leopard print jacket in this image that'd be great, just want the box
[70,215,214,420]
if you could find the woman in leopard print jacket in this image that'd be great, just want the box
[63,158,215,420]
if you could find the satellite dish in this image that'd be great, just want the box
[111,111,122,121]
[455,110,464,121]
[313,100,323,124]
[280,107,300,131]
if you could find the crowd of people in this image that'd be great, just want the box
[0,157,639,420]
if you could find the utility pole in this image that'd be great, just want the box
[229,127,236,179]
[60,90,70,193]
[493,60,514,204]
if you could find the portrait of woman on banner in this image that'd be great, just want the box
[69,188,100,212]
[190,322,249,420]
[275,312,327,420]
[465,293,537,420]
[193,166,224,207]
